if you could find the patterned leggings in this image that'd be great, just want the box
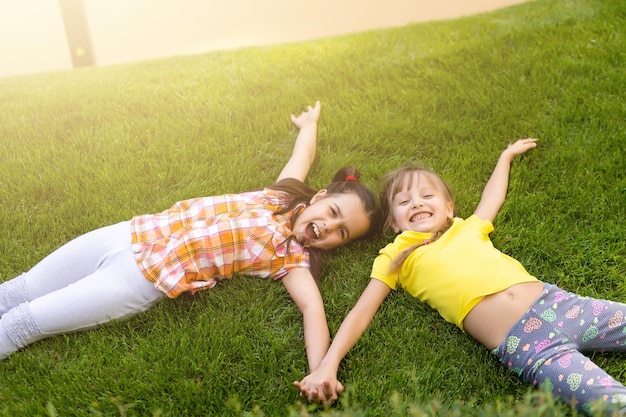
[492,283,626,416]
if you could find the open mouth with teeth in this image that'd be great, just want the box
[410,212,431,222]
[304,223,320,241]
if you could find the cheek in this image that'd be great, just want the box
[393,207,406,221]
[390,213,402,232]
[300,205,319,221]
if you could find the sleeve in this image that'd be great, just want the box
[370,250,398,290]
[466,214,494,238]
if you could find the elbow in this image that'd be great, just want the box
[298,297,327,324]
[302,302,327,324]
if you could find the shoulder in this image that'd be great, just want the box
[454,215,494,236]
[259,187,291,207]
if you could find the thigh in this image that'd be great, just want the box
[23,221,132,299]
[536,348,626,415]
[568,293,626,352]
[30,247,164,335]
[493,284,626,414]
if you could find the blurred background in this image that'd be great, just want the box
[0,0,527,79]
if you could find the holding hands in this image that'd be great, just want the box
[294,371,344,405]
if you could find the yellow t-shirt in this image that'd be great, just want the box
[370,215,539,331]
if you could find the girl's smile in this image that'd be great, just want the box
[292,190,370,251]
[391,173,454,234]
[410,212,432,222]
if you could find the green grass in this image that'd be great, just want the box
[0,0,625,415]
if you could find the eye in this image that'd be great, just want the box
[398,200,409,206]
[423,194,433,199]
[339,227,346,240]
[330,207,337,216]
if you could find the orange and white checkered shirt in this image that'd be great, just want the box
[130,188,310,298]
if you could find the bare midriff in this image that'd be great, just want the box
[463,281,545,350]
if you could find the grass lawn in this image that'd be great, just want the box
[0,0,624,415]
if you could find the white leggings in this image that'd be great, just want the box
[0,221,165,359]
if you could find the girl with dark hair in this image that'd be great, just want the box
[0,101,380,372]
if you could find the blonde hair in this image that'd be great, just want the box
[379,166,457,272]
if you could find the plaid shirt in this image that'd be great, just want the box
[130,188,310,298]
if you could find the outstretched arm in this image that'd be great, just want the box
[474,138,538,223]
[281,267,330,372]
[276,101,322,183]
[293,279,391,405]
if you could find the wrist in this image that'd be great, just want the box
[299,124,317,131]
[499,151,515,164]
[318,357,340,374]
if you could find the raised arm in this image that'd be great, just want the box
[293,279,391,404]
[281,267,330,373]
[473,138,538,223]
[276,101,321,183]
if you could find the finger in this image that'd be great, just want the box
[323,381,334,398]
[307,389,319,402]
[336,380,345,393]
[316,388,328,404]
[322,394,337,408]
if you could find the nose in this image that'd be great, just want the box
[412,197,423,208]
[325,218,339,232]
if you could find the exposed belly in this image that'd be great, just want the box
[463,281,545,350]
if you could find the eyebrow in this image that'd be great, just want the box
[397,184,434,197]
[393,190,412,202]
[333,203,350,241]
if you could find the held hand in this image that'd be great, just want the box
[503,138,538,160]
[293,369,344,405]
[290,101,321,129]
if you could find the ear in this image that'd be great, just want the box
[309,189,327,205]
[446,201,455,219]
[390,218,401,234]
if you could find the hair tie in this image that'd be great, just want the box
[345,175,358,182]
